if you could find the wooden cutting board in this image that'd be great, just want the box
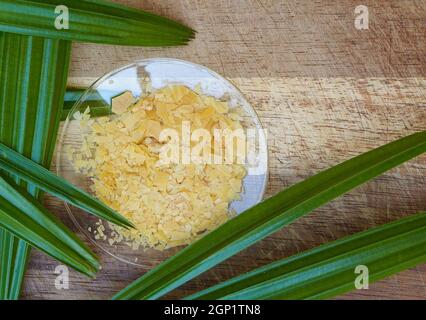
[21,0,425,300]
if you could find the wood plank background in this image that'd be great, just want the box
[21,0,425,300]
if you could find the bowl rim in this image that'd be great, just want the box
[57,57,269,267]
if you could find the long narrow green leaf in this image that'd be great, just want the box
[113,131,426,300]
[0,176,99,277]
[0,142,134,229]
[188,212,426,299]
[0,0,195,46]
[0,32,75,299]
[0,31,19,299]
[39,0,192,33]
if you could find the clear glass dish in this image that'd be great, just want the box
[57,58,268,267]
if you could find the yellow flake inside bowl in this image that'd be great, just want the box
[67,84,247,251]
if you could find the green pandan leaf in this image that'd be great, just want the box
[0,0,195,46]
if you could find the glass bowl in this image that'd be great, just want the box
[56,58,268,267]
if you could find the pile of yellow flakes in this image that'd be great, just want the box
[67,85,247,250]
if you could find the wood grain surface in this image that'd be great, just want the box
[20,0,425,300]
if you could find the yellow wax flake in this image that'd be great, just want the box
[202,96,229,114]
[143,119,162,140]
[152,170,169,190]
[179,90,200,106]
[112,91,135,115]
[121,111,141,131]
[67,84,247,251]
